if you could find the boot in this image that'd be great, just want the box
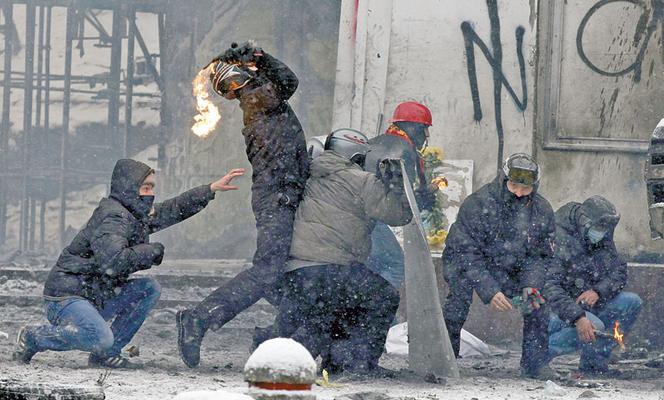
[520,365,562,380]
[13,326,38,364]
[177,309,207,368]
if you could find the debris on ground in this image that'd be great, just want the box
[543,380,567,397]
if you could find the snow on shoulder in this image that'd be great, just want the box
[244,338,317,384]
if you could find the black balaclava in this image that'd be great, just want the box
[109,159,155,220]
[394,121,428,150]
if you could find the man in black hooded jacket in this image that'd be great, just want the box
[544,196,642,376]
[177,42,310,368]
[442,153,557,379]
[13,159,244,368]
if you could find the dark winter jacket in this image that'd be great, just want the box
[43,159,216,307]
[288,151,412,268]
[442,173,556,304]
[237,53,309,203]
[544,199,627,324]
[364,134,434,211]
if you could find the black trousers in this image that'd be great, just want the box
[193,190,297,330]
[443,271,550,374]
[274,264,400,373]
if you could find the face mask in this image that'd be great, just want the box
[136,195,155,218]
[587,228,606,244]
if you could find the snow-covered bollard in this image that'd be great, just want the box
[244,338,317,400]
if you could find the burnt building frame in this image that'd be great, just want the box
[0,0,182,252]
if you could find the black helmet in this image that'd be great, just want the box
[324,128,369,165]
[210,61,252,97]
[502,153,540,186]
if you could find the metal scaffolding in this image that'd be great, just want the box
[0,0,174,252]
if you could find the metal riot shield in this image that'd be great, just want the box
[401,162,460,378]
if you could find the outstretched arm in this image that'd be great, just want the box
[148,168,245,232]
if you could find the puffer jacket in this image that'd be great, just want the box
[43,159,216,307]
[442,173,556,303]
[237,53,309,204]
[288,151,412,268]
[544,198,626,323]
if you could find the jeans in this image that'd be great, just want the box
[31,277,161,358]
[548,291,642,370]
[366,221,405,289]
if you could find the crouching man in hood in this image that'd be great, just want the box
[273,129,412,375]
[544,196,642,377]
[14,159,244,368]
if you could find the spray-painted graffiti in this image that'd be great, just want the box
[461,0,528,171]
[577,0,663,82]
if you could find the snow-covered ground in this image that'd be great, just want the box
[1,303,663,400]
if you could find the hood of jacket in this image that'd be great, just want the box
[310,150,361,179]
[556,196,619,244]
[109,159,154,219]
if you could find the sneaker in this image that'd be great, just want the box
[520,365,562,380]
[13,326,38,364]
[176,309,207,368]
[88,353,140,369]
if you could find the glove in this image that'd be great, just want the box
[216,41,263,66]
[512,287,545,315]
[377,158,405,193]
[150,242,165,266]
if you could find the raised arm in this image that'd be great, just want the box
[255,52,299,100]
[361,173,413,227]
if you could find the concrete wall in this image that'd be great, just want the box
[534,0,662,259]
[334,0,538,188]
[335,0,660,258]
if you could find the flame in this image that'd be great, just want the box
[431,176,449,190]
[613,321,625,351]
[191,63,221,138]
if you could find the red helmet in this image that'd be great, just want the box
[391,101,432,126]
